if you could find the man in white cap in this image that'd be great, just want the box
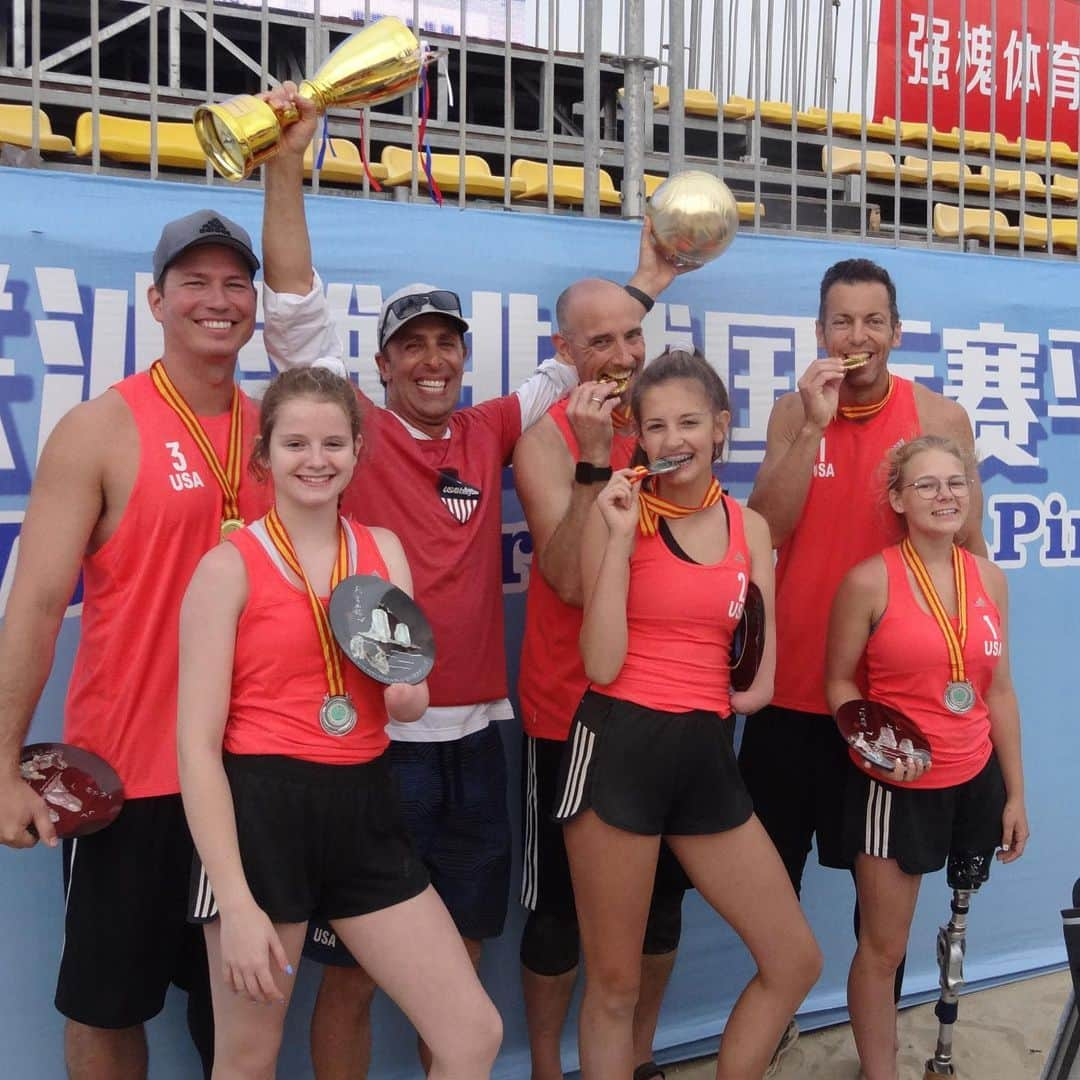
[0,209,270,1078]
[258,82,679,1077]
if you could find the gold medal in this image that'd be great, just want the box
[220,517,245,541]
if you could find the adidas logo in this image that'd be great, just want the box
[735,550,746,563]
[199,216,231,238]
[974,596,987,607]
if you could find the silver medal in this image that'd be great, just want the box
[943,680,976,715]
[319,694,357,736]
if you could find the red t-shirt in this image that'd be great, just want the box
[773,376,920,715]
[597,494,751,716]
[860,544,999,789]
[224,518,391,764]
[519,400,637,742]
[341,397,521,708]
[64,369,271,799]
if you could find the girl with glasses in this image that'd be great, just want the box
[825,433,1028,1080]
[554,348,822,1078]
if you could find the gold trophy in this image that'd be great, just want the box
[194,16,422,181]
[646,170,740,268]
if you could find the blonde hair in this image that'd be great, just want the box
[884,434,974,496]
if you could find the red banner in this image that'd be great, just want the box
[874,1,1080,148]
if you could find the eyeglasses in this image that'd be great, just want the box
[903,476,971,499]
[385,290,462,325]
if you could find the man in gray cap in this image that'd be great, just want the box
[258,83,679,1077]
[0,208,269,1079]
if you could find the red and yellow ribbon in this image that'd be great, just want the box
[265,507,350,697]
[149,360,244,529]
[839,374,894,421]
[637,476,723,537]
[900,538,968,683]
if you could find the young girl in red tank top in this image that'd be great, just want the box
[177,367,501,1078]
[556,349,822,1079]
[826,434,1029,1080]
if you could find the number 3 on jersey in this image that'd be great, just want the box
[165,440,204,491]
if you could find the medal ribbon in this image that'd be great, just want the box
[839,374,894,421]
[612,407,633,431]
[637,476,723,537]
[900,538,968,683]
[265,507,350,697]
[149,360,243,525]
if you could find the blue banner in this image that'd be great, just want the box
[0,168,1074,1078]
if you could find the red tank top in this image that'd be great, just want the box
[519,400,637,741]
[861,545,999,789]
[64,368,270,799]
[773,376,920,715]
[224,518,390,764]
[598,494,750,716]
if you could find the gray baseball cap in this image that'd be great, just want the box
[152,209,260,284]
[377,283,469,351]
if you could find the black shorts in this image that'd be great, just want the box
[843,751,1006,877]
[521,733,691,916]
[305,724,511,966]
[188,753,428,926]
[553,691,753,836]
[738,705,852,892]
[56,794,210,1029]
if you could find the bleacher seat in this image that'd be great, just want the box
[932,204,1022,245]
[510,160,621,207]
[825,146,902,182]
[805,107,895,142]
[304,139,387,184]
[903,157,994,192]
[0,104,73,153]
[994,168,1047,198]
[1050,175,1080,202]
[882,118,961,150]
[382,145,522,198]
[727,96,826,130]
[624,85,749,120]
[953,128,1011,154]
[999,136,1077,165]
[75,113,206,169]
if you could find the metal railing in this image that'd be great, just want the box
[1,0,1078,259]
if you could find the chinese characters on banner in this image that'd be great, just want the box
[874,0,1080,148]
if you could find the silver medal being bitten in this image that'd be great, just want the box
[943,680,976,714]
[319,694,357,736]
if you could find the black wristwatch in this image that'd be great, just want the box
[575,462,613,485]
[623,284,656,313]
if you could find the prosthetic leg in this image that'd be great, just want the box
[924,851,993,1078]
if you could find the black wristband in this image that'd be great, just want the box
[575,462,614,485]
[624,284,655,313]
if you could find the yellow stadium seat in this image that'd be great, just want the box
[381,145,523,198]
[1049,217,1080,251]
[952,128,1011,154]
[999,135,1076,164]
[932,203,1022,245]
[727,96,826,130]
[303,138,386,184]
[0,104,72,152]
[75,112,206,169]
[993,168,1047,198]
[1050,175,1080,202]
[805,107,895,142]
[510,159,621,207]
[825,146,900,181]
[899,156,991,191]
[881,118,961,150]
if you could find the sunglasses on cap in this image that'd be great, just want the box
[385,290,463,324]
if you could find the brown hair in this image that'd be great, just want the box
[629,347,731,467]
[249,366,363,481]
